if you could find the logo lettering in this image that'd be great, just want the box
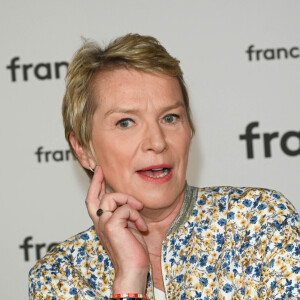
[6,57,68,82]
[35,146,75,163]
[19,236,58,261]
[239,122,300,158]
[246,45,300,61]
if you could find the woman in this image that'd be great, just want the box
[29,34,300,300]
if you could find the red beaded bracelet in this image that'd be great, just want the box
[111,293,147,299]
[110,298,146,300]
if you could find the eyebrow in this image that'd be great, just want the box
[103,101,185,119]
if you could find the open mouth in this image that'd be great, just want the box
[137,167,171,178]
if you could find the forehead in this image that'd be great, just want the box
[91,68,184,111]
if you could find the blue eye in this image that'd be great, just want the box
[163,114,179,123]
[117,118,134,128]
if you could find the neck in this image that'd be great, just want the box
[141,188,185,254]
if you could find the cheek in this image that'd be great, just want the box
[171,130,191,157]
[94,138,135,176]
[182,126,192,151]
[178,137,191,170]
[185,138,191,156]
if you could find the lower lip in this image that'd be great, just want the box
[136,168,173,184]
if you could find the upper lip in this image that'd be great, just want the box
[137,164,173,172]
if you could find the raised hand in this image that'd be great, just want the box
[85,166,150,294]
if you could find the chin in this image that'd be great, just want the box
[134,185,184,210]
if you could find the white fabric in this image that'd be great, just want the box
[154,287,166,300]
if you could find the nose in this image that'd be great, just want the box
[141,122,168,153]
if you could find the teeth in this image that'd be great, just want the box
[147,168,169,178]
[151,168,163,171]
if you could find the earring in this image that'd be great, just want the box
[89,167,94,173]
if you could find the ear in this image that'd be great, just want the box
[69,132,96,170]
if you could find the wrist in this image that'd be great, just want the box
[113,268,148,294]
[110,293,147,299]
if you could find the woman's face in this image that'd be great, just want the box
[90,68,191,212]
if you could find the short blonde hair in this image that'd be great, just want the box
[62,33,195,178]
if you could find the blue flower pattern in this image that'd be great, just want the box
[29,186,300,299]
[161,187,299,299]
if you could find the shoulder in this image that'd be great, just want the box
[29,227,114,298]
[191,185,299,232]
[195,186,298,215]
[29,226,100,287]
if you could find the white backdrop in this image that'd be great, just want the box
[1,1,299,298]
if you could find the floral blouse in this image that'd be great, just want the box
[29,185,300,299]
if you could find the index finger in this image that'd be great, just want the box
[85,166,105,216]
